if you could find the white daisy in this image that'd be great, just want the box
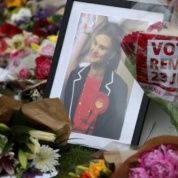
[32,145,60,173]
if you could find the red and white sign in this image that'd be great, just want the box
[136,33,178,101]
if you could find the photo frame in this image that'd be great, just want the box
[45,0,169,149]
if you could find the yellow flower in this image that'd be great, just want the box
[5,0,26,8]
[88,160,107,178]
[47,35,58,43]
[31,43,40,53]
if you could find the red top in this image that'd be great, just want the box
[73,75,102,134]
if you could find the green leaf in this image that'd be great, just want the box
[18,150,27,169]
[68,172,80,177]
[0,123,10,135]
[2,140,13,155]
[0,135,7,150]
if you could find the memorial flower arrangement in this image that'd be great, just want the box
[0,96,71,178]
[129,144,178,178]
[0,123,60,178]
[112,136,178,178]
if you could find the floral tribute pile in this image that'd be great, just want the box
[0,0,63,100]
[68,159,113,178]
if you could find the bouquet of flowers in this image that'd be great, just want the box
[68,159,113,178]
[0,96,71,178]
[0,123,60,178]
[112,135,178,178]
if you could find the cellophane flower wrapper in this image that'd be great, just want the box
[121,1,178,132]
[0,95,71,144]
[112,135,178,178]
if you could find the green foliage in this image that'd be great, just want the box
[57,144,95,178]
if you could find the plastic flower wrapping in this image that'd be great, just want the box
[0,96,71,177]
[119,0,178,133]
[0,0,63,101]
[112,135,178,178]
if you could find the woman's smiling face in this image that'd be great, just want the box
[88,34,112,65]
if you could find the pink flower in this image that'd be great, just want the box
[40,43,55,57]
[19,68,31,79]
[129,145,178,178]
[25,35,40,46]
[9,50,29,61]
[139,148,164,168]
[35,55,51,80]
[166,147,178,166]
[149,159,175,178]
[129,167,150,178]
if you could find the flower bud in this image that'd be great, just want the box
[27,137,40,154]
[29,130,56,142]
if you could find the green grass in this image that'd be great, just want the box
[56,144,95,178]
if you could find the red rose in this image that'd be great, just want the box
[0,38,8,54]
[0,23,22,38]
[35,55,52,80]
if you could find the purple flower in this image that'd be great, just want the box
[22,168,42,178]
[33,6,57,21]
[129,167,150,178]
[0,153,16,175]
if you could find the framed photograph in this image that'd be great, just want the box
[45,0,169,149]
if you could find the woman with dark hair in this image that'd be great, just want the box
[64,22,128,140]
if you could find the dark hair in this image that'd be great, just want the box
[79,20,123,71]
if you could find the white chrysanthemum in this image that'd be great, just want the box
[32,145,60,173]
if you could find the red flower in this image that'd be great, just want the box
[35,55,52,80]
[0,23,22,38]
[0,38,8,54]
[32,19,51,37]
[81,172,91,178]
[19,68,32,80]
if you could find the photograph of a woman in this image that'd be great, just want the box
[63,16,128,140]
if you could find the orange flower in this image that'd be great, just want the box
[88,160,107,178]
[5,0,26,8]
